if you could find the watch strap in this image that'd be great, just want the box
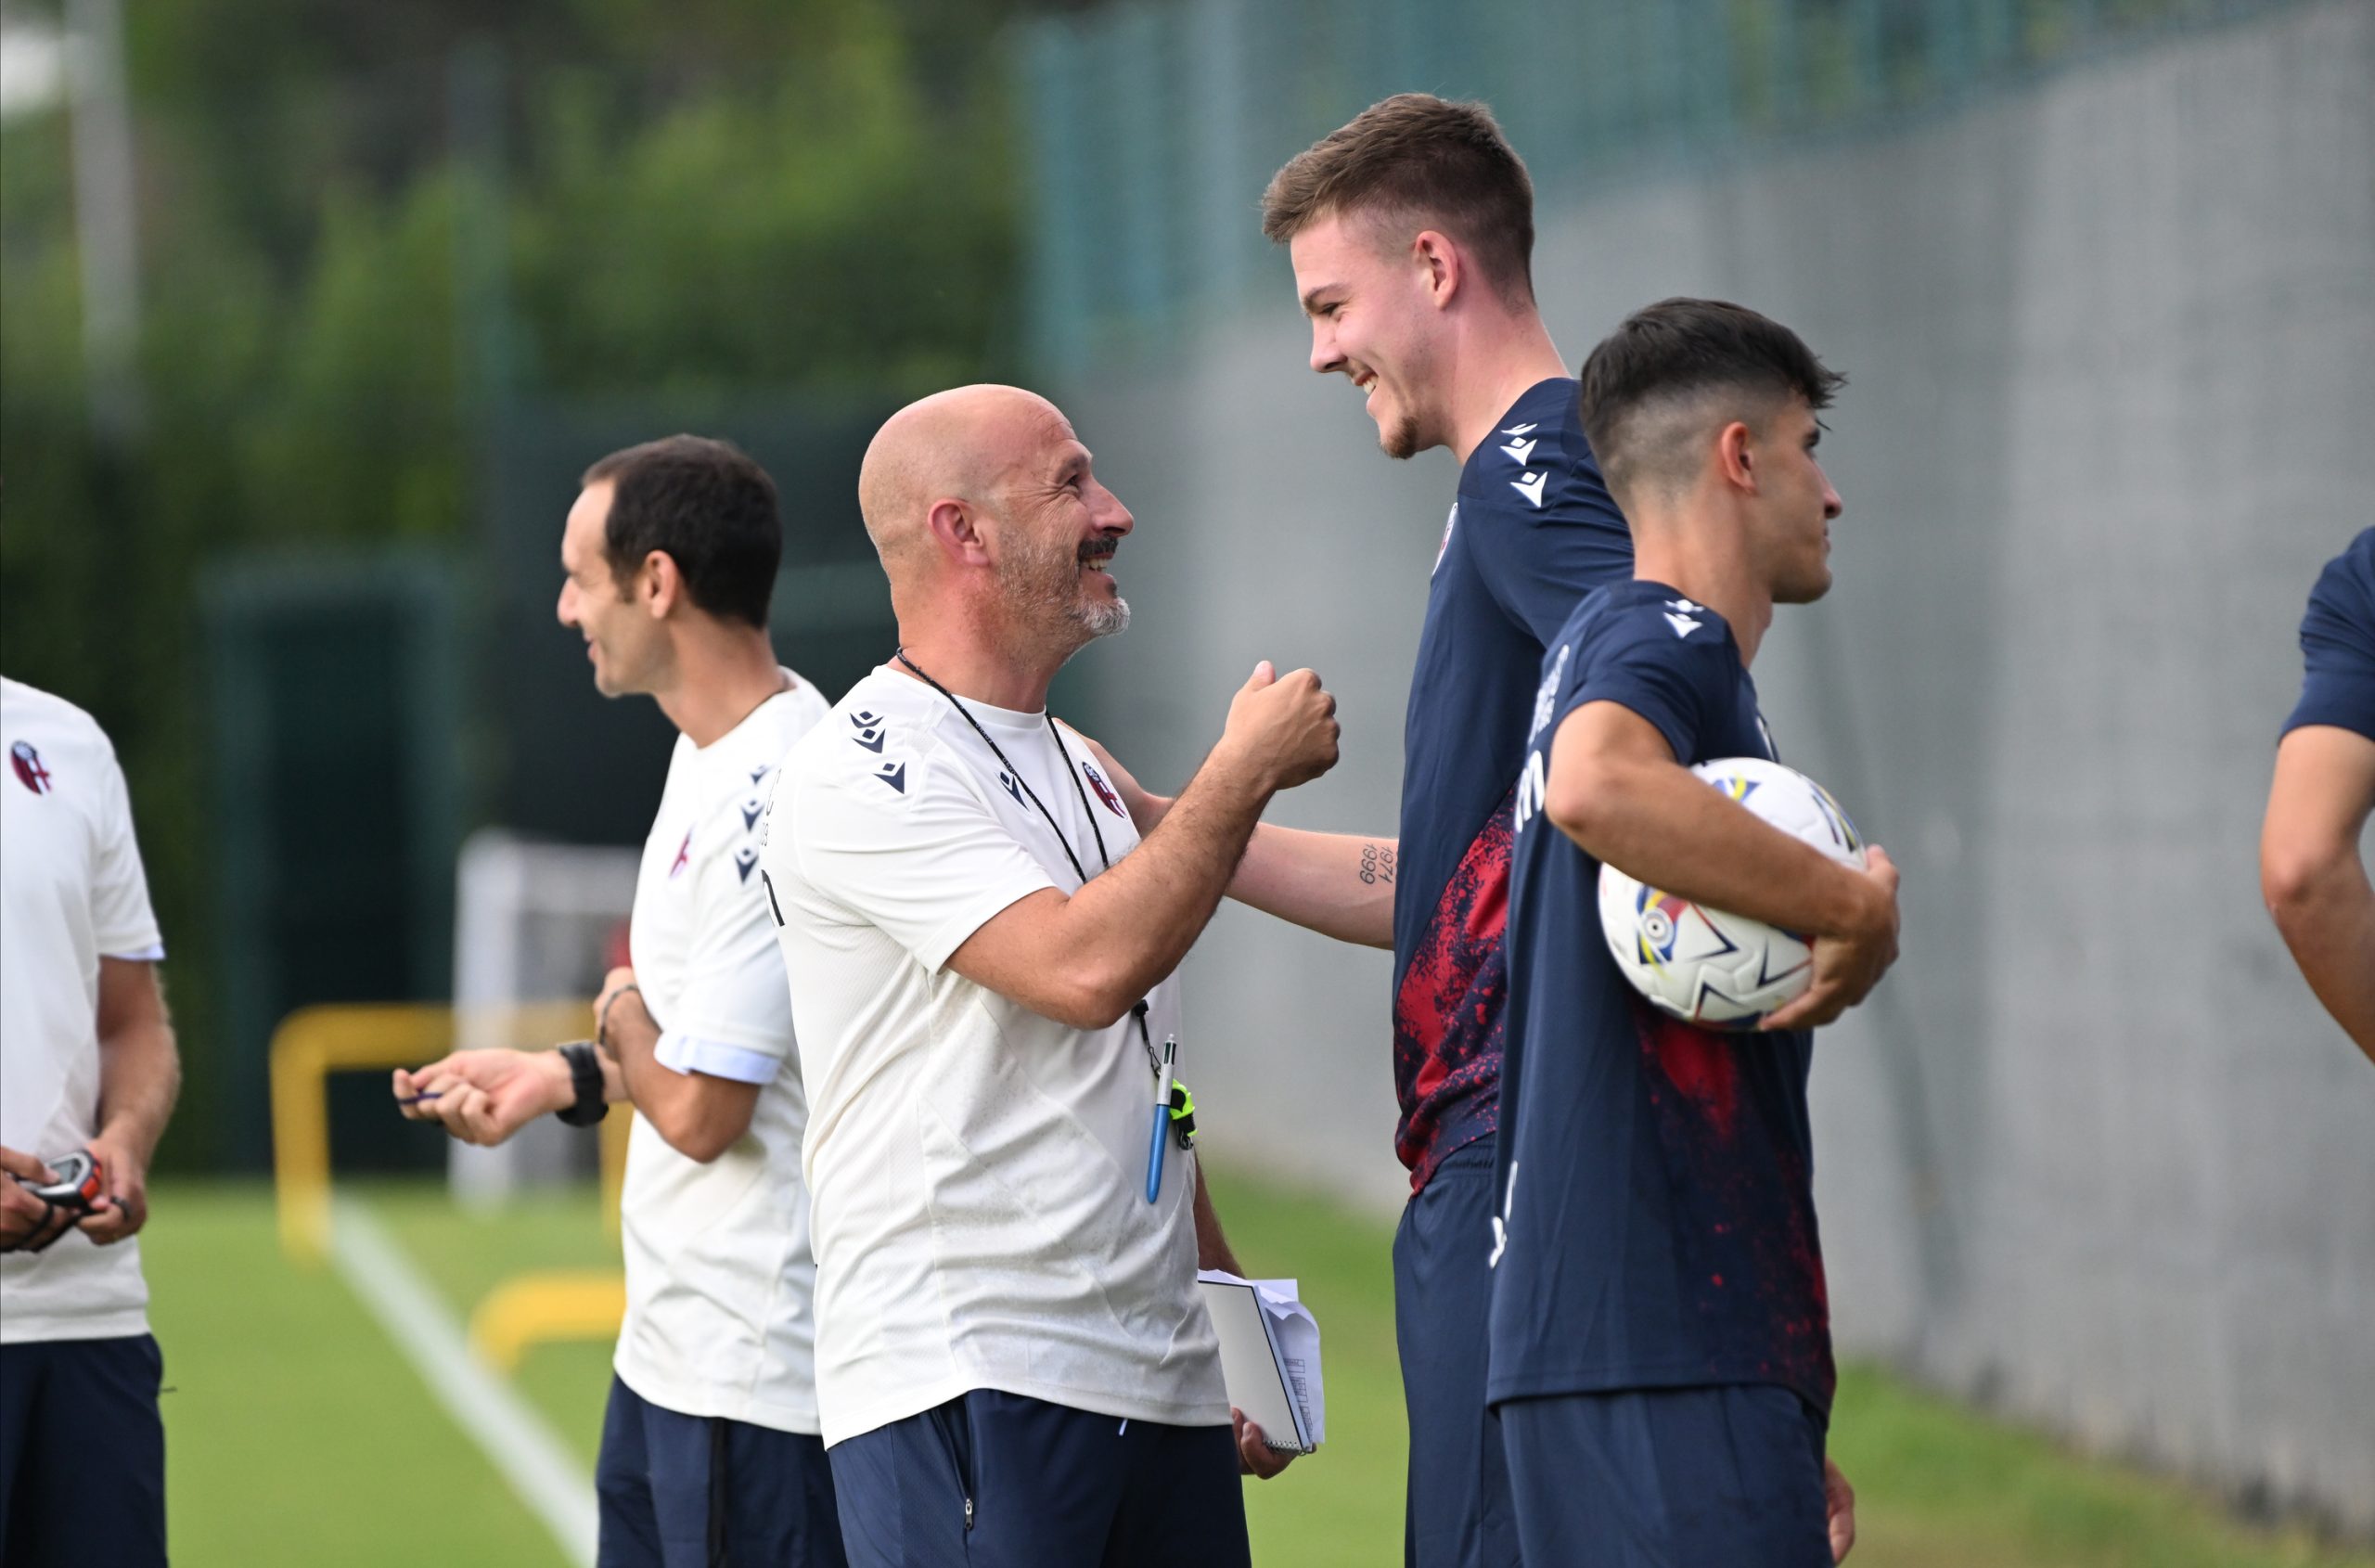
[555,1041,610,1126]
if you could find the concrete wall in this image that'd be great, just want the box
[1050,0,2375,1531]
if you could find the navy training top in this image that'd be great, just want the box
[1392,376,1635,1192]
[1487,579,1835,1414]
[2283,528,2375,742]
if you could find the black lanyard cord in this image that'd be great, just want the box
[892,649,1157,1073]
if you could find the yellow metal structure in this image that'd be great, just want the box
[469,1271,632,1371]
[266,1001,623,1262]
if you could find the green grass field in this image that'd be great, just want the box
[142,1173,2369,1567]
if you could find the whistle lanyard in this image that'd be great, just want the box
[893,650,1161,1078]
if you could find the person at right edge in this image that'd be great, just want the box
[2261,527,2375,1064]
[1489,299,1899,1566]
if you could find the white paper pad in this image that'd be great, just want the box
[1196,1270,1325,1452]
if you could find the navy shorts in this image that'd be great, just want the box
[0,1332,168,1567]
[1393,1139,1520,1568]
[827,1388,1249,1568]
[595,1374,847,1568]
[1500,1382,1830,1568]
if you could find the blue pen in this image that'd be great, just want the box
[1145,1035,1177,1203]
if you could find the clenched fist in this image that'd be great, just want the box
[1219,662,1341,792]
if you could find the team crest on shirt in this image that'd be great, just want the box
[1081,762,1126,818]
[10,740,52,795]
[670,828,692,878]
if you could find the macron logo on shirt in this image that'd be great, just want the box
[850,712,888,753]
[1663,598,1705,639]
[873,761,907,794]
[1503,422,1546,506]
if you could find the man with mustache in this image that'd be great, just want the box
[761,385,1336,1567]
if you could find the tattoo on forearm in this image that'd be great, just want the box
[1358,842,1396,887]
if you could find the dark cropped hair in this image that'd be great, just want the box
[1262,93,1536,307]
[581,435,780,629]
[1578,298,1845,501]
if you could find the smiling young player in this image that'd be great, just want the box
[1490,300,1898,1566]
[1251,94,1636,1568]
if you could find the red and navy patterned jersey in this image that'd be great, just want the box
[2284,528,2375,742]
[1487,581,1834,1414]
[1392,377,1633,1191]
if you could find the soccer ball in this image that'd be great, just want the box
[1596,757,1866,1031]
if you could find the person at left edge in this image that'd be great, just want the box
[395,436,845,1568]
[2,676,182,1567]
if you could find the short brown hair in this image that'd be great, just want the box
[1578,299,1845,503]
[1261,94,1537,307]
[582,435,781,629]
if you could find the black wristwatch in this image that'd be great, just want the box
[555,1041,610,1127]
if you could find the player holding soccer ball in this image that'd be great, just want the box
[1489,300,1899,1567]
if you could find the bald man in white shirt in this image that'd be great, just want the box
[764,385,1337,1568]
[1,677,181,1566]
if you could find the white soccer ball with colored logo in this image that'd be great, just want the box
[1596,757,1866,1031]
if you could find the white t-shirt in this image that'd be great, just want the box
[1,678,164,1343]
[764,665,1227,1446]
[614,673,831,1433]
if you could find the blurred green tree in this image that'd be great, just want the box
[0,0,1047,1167]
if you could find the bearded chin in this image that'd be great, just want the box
[1381,414,1424,461]
[1074,595,1131,638]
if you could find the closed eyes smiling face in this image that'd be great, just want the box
[1290,212,1444,460]
[994,429,1136,640]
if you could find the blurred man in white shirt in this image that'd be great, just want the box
[2,676,181,1565]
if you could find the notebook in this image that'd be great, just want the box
[1196,1271,1325,1454]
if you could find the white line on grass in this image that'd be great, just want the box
[330,1195,599,1566]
